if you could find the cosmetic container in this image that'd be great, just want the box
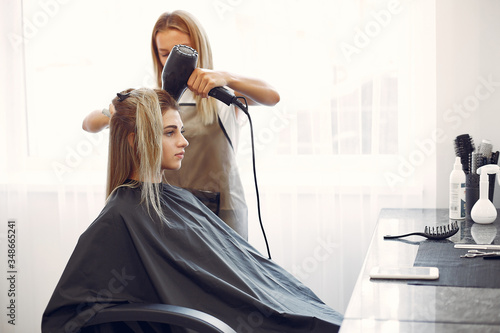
[471,165,499,224]
[449,157,466,220]
[466,173,480,221]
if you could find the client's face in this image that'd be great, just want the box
[161,108,189,171]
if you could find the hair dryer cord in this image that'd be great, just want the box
[235,97,272,260]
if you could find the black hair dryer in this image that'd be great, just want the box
[161,44,246,111]
[161,44,198,101]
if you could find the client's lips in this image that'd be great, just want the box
[175,152,185,159]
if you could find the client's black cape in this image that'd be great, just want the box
[42,184,342,332]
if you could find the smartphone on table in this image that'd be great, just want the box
[369,266,439,280]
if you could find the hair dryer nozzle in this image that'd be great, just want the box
[161,45,198,101]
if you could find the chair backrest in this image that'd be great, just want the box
[83,303,236,333]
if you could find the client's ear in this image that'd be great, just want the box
[127,132,135,148]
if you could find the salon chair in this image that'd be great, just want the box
[83,303,236,333]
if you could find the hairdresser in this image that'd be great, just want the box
[82,10,280,239]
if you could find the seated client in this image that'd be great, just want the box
[41,88,343,332]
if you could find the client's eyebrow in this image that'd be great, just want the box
[163,125,185,133]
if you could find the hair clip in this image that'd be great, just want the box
[117,91,131,102]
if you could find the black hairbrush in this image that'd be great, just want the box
[384,221,459,240]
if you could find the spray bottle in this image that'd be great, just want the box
[471,164,500,224]
[449,157,466,219]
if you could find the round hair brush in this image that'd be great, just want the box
[454,134,475,174]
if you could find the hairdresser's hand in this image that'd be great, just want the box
[188,68,280,106]
[82,106,113,133]
[108,104,116,116]
[187,68,228,98]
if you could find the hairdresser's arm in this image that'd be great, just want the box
[82,109,110,133]
[188,68,280,106]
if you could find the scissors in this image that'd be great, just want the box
[460,250,500,258]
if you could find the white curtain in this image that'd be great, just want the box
[237,0,436,311]
[1,1,436,331]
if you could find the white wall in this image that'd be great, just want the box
[436,0,500,208]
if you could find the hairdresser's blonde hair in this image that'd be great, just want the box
[151,10,218,125]
[106,88,178,222]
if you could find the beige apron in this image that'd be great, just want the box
[163,102,248,240]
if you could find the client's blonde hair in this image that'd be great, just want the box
[106,88,178,222]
